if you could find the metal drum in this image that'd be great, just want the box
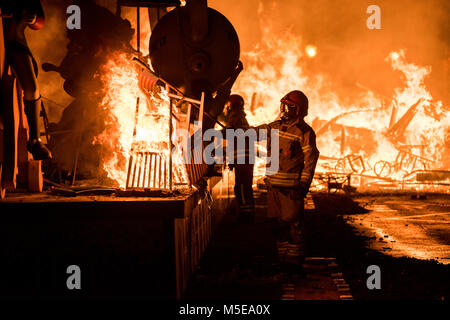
[149,4,240,98]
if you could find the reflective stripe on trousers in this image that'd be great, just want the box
[266,172,300,187]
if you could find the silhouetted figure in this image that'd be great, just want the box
[223,94,255,223]
[2,0,52,159]
[42,0,134,180]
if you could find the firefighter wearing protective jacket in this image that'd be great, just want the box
[257,90,319,251]
[224,94,255,223]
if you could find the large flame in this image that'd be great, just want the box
[233,23,449,182]
[94,51,188,188]
[92,7,448,190]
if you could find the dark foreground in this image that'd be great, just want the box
[184,191,450,300]
[0,189,448,301]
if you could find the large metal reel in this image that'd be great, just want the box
[149,6,240,98]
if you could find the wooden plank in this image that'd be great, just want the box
[27,160,43,192]
[1,73,19,191]
[0,10,4,78]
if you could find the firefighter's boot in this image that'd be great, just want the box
[284,222,305,266]
[238,205,255,224]
[24,97,52,160]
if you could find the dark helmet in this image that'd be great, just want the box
[280,90,309,118]
[227,94,245,112]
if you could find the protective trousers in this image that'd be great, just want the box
[233,164,254,221]
[267,186,304,243]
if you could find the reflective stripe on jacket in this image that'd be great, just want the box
[257,119,320,189]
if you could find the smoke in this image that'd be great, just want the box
[209,0,449,106]
[26,0,74,123]
[210,0,449,169]
[29,0,449,120]
[22,0,449,172]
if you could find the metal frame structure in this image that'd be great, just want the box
[125,80,207,191]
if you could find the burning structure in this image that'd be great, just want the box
[0,0,241,298]
[0,0,448,301]
[231,11,450,192]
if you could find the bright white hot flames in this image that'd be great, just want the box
[93,16,448,188]
[94,52,188,188]
[233,24,449,181]
[305,45,317,58]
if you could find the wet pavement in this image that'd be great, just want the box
[183,191,347,300]
[310,192,450,300]
[185,191,450,300]
[346,195,450,264]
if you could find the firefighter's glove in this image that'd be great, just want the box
[263,177,273,191]
[296,182,309,199]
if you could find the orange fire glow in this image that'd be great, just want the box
[93,52,188,189]
[93,10,448,190]
[233,26,449,182]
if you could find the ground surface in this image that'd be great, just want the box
[347,194,450,264]
[184,191,450,300]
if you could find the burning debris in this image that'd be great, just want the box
[231,14,449,191]
[87,7,449,193]
[1,0,449,303]
[5,0,448,194]
[91,0,243,191]
[92,51,189,189]
[41,1,135,183]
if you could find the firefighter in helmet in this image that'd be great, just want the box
[256,90,319,260]
[223,94,255,223]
